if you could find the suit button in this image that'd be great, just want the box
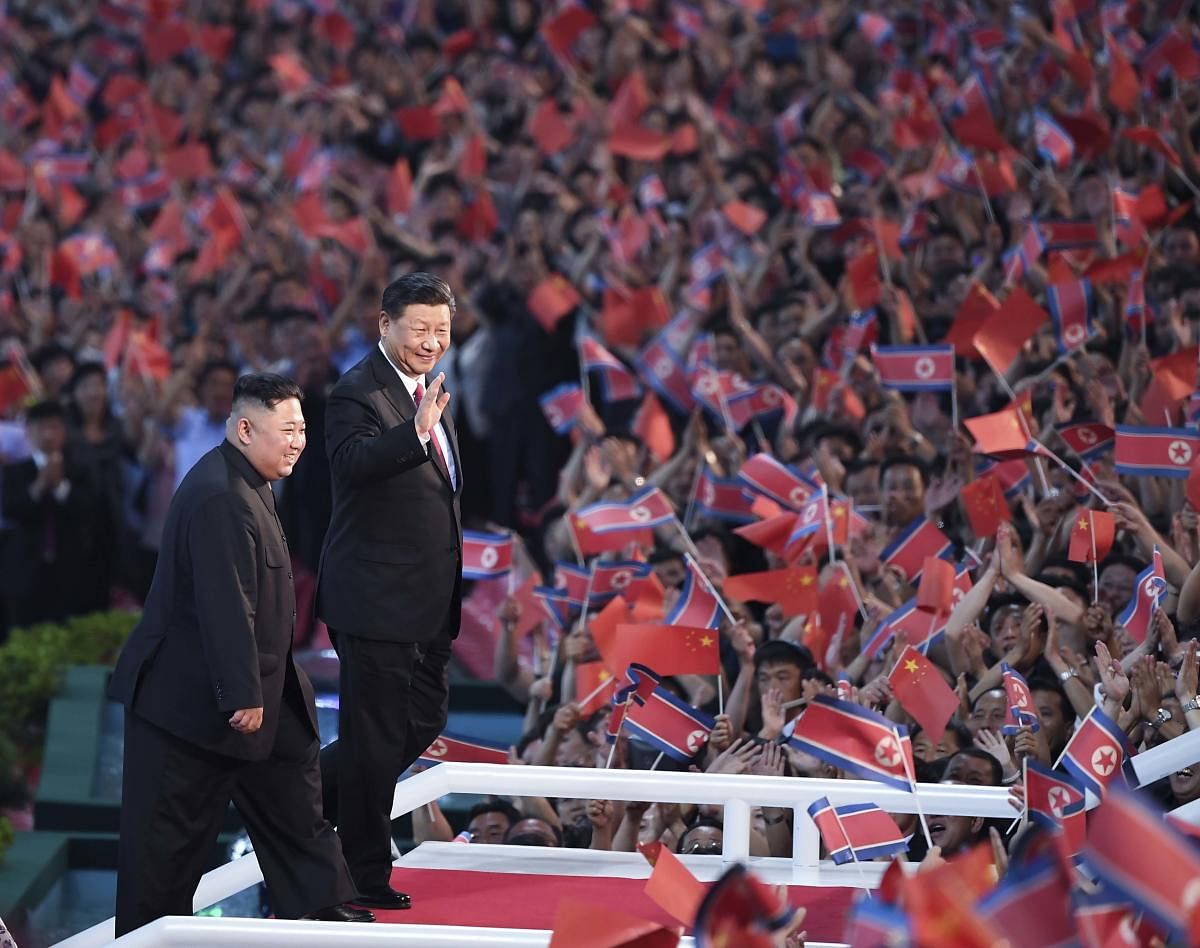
[288,572,293,579]
[292,610,296,619]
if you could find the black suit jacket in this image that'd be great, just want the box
[316,345,463,643]
[109,441,317,761]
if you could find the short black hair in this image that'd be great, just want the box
[677,816,724,854]
[69,361,107,391]
[30,342,74,374]
[947,747,1003,786]
[753,639,815,674]
[232,373,303,411]
[198,359,238,387]
[466,799,521,829]
[25,400,67,424]
[381,271,456,320]
[879,453,929,488]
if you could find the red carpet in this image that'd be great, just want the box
[372,867,856,940]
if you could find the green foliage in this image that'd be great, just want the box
[0,610,139,747]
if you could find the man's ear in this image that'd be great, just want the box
[236,416,252,445]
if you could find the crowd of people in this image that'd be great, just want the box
[3,0,1200,942]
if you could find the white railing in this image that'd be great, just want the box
[61,763,1013,946]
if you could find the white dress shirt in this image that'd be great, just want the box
[378,341,457,489]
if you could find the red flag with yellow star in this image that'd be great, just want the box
[887,644,958,742]
[722,566,817,616]
[1068,509,1115,564]
[575,661,615,716]
[638,841,707,927]
[959,474,1010,538]
[604,623,721,678]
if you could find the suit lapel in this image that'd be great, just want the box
[371,345,458,493]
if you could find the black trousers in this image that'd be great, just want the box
[319,631,450,893]
[115,679,356,936]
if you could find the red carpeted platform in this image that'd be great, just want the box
[370,867,856,940]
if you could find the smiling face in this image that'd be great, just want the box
[379,301,452,378]
[237,396,306,481]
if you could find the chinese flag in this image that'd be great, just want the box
[604,623,721,678]
[527,274,581,332]
[721,200,766,235]
[902,844,1000,948]
[541,5,598,61]
[575,662,615,716]
[1068,510,1115,564]
[394,105,442,141]
[547,898,679,948]
[723,567,818,617]
[888,644,958,741]
[458,188,498,242]
[434,76,471,116]
[163,142,214,182]
[587,598,635,669]
[639,841,707,927]
[946,281,1000,359]
[959,475,1009,538]
[818,564,861,655]
[732,512,797,557]
[964,407,1031,457]
[600,287,640,347]
[457,134,487,181]
[973,286,1047,378]
[387,158,413,215]
[916,557,955,615]
[268,52,312,94]
[1122,126,1181,168]
[608,71,649,129]
[632,391,674,465]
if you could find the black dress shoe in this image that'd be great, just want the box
[308,904,376,922]
[350,886,412,910]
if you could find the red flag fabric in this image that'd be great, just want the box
[1106,35,1139,113]
[386,158,413,215]
[964,407,1035,458]
[602,624,721,678]
[268,52,313,94]
[420,733,509,765]
[632,391,674,465]
[547,898,680,948]
[434,76,471,116]
[732,512,797,557]
[608,71,649,129]
[163,142,215,182]
[723,567,818,616]
[608,127,672,162]
[879,518,953,585]
[947,281,1001,359]
[1122,126,1181,168]
[959,475,1010,538]
[888,644,958,740]
[575,662,615,716]
[845,246,882,310]
[394,105,442,141]
[541,6,599,61]
[916,557,955,614]
[721,200,767,235]
[638,841,707,927]
[1068,510,1116,564]
[529,100,576,155]
[973,287,1047,378]
[527,275,581,331]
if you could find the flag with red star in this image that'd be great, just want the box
[1059,705,1133,799]
[638,841,706,927]
[1114,425,1200,478]
[787,695,915,791]
[1023,760,1085,856]
[419,732,509,765]
[1067,509,1115,564]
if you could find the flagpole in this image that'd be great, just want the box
[649,751,665,771]
[822,484,836,564]
[828,806,875,896]
[717,674,724,717]
[896,729,935,851]
[577,569,597,643]
[950,379,959,433]
[682,550,738,625]
[577,674,615,711]
[681,460,706,532]
[1015,410,1052,497]
[1090,510,1099,605]
[1032,438,1111,506]
[567,517,587,566]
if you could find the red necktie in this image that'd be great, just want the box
[413,382,449,477]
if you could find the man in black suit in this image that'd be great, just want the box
[108,374,370,935]
[317,272,462,910]
[0,400,106,628]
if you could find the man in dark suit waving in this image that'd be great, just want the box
[317,272,462,910]
[109,374,367,935]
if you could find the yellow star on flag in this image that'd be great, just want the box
[701,635,714,647]
[1077,518,1088,531]
[904,658,919,673]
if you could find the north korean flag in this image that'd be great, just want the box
[1071,883,1140,948]
[1047,278,1095,355]
[879,517,953,585]
[1081,785,1200,940]
[1112,187,1147,248]
[799,190,841,228]
[117,172,171,211]
[31,152,91,183]
[841,309,877,356]
[1060,705,1133,798]
[843,899,912,947]
[1038,218,1102,251]
[420,731,509,765]
[1114,425,1200,477]
[623,684,715,761]
[579,336,641,402]
[693,466,755,524]
[738,453,816,510]
[462,530,514,580]
[539,382,585,434]
[863,595,954,658]
[1116,547,1168,644]
[1125,266,1146,331]
[787,695,914,791]
[807,797,908,864]
[554,562,591,606]
[689,242,725,287]
[1057,421,1114,461]
[726,382,797,430]
[636,172,668,209]
[589,560,653,604]
[870,343,954,391]
[1000,663,1040,734]
[635,338,695,414]
[1024,759,1085,855]
[1034,110,1075,168]
[664,558,721,629]
[690,366,747,421]
[574,486,675,534]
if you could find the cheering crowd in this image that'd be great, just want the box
[4,0,1200,943]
